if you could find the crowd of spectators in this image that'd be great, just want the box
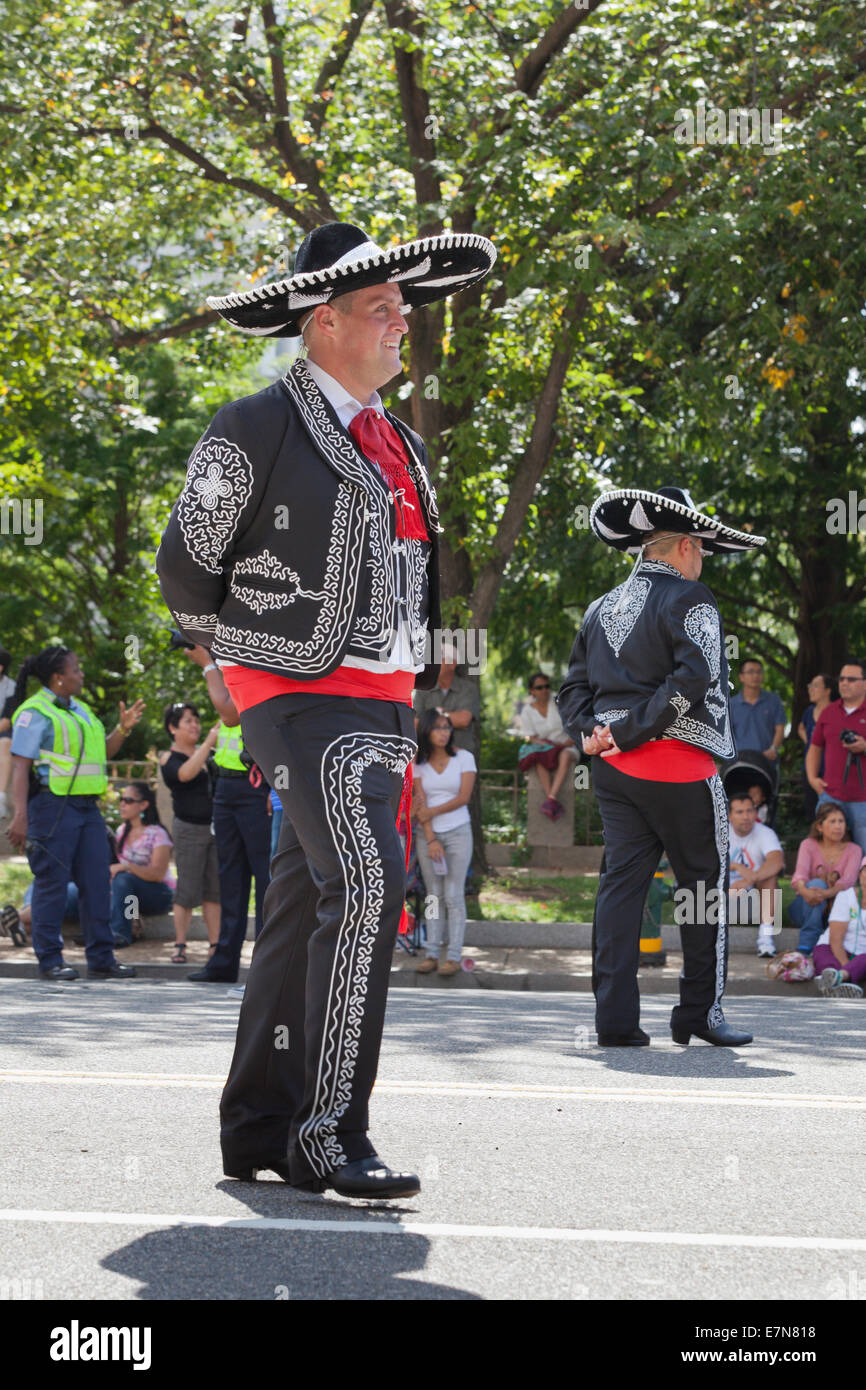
[3,635,866,1000]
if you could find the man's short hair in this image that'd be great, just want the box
[739,657,762,672]
[642,529,683,555]
[841,656,866,677]
[728,792,756,810]
[332,289,358,315]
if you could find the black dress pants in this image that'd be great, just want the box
[219,693,416,1186]
[210,776,271,980]
[591,757,730,1037]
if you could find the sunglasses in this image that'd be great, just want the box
[533,683,550,690]
[119,796,144,805]
[838,675,865,682]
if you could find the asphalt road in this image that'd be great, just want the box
[1,980,864,1302]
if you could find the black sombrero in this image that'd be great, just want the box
[206,221,497,338]
[590,486,766,555]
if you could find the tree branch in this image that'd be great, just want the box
[780,45,866,116]
[384,0,442,232]
[111,310,221,348]
[515,0,605,99]
[708,586,794,635]
[305,0,375,137]
[470,290,590,628]
[67,118,318,227]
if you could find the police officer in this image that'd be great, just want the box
[182,646,271,984]
[7,645,144,981]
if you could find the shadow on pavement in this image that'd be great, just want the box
[100,1181,481,1301]
[570,1047,794,1080]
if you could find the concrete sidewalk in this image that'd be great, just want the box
[0,918,827,997]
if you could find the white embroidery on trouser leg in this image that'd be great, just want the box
[707,773,729,1029]
[297,732,416,1178]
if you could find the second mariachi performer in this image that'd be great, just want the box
[558,486,766,1049]
[157,220,495,1198]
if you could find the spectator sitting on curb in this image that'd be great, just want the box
[0,882,79,947]
[730,658,786,762]
[110,782,175,948]
[727,792,784,958]
[814,855,866,999]
[518,671,577,821]
[789,801,861,956]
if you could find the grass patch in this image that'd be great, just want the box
[472,871,799,925]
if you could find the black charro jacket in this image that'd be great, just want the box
[557,557,735,759]
[156,358,441,690]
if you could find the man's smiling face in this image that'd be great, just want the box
[329,283,409,394]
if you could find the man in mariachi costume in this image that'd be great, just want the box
[557,487,766,1048]
[157,221,495,1197]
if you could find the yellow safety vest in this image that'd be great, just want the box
[213,723,246,772]
[12,690,108,795]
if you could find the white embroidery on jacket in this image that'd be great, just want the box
[230,548,327,615]
[683,602,728,727]
[215,481,364,673]
[598,577,651,657]
[175,611,218,629]
[178,436,254,575]
[594,708,629,724]
[286,361,393,647]
[684,603,721,679]
[670,692,691,717]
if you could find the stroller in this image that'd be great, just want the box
[719,748,780,829]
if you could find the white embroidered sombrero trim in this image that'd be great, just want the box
[206,232,496,311]
[589,488,766,548]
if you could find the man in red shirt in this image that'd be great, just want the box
[157,221,494,1199]
[806,659,866,855]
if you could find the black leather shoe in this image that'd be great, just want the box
[672,1022,753,1046]
[187,969,238,982]
[597,1028,650,1047]
[41,964,79,981]
[86,964,137,979]
[323,1156,420,1199]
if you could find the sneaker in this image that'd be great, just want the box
[817,967,842,996]
[539,798,557,819]
[756,930,776,958]
[415,957,438,973]
[829,982,863,999]
[0,903,25,946]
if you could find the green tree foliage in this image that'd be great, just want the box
[1,0,864,738]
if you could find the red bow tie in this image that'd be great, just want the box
[349,409,429,542]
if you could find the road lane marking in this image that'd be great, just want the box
[0,1208,865,1250]
[0,1069,864,1110]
